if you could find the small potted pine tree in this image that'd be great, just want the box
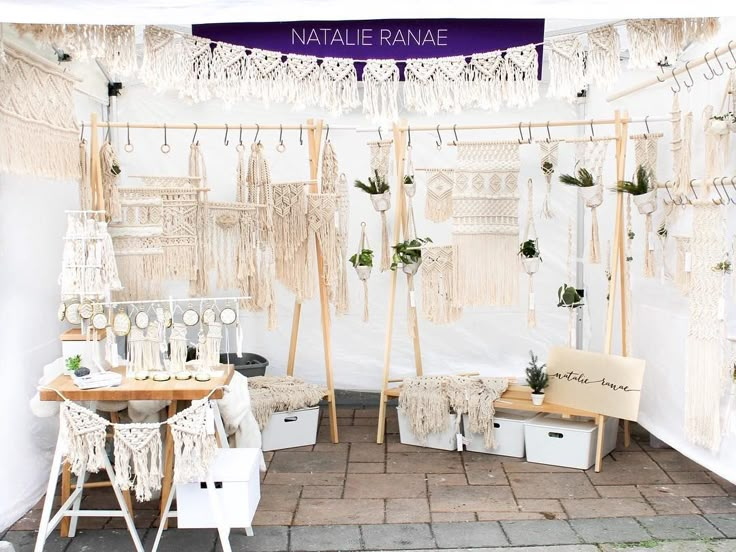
[525,350,548,406]
[390,237,432,275]
[355,170,391,212]
[518,239,542,274]
[350,248,374,280]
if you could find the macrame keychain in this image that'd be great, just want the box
[365,138,393,271]
[537,139,561,219]
[521,178,541,328]
[629,131,662,278]
[352,222,372,322]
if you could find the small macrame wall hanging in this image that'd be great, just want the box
[307,192,341,301]
[521,178,541,328]
[207,202,257,291]
[546,35,585,102]
[629,131,662,278]
[586,25,621,89]
[420,245,462,325]
[352,223,373,322]
[674,236,692,295]
[361,139,394,271]
[362,60,399,122]
[537,139,562,219]
[79,139,93,211]
[418,168,454,223]
[271,181,311,299]
[452,141,520,307]
[188,143,210,296]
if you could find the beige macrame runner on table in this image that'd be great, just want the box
[546,36,585,102]
[417,168,454,223]
[522,178,541,328]
[0,42,80,180]
[630,132,662,278]
[537,139,562,219]
[452,141,520,307]
[367,139,394,271]
[420,245,462,324]
[248,376,327,430]
[113,422,162,502]
[572,137,610,264]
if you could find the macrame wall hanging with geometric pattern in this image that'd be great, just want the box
[420,245,462,325]
[418,168,454,223]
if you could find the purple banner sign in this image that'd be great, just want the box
[193,19,545,79]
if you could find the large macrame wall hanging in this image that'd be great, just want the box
[0,42,80,180]
[271,181,312,300]
[452,141,520,307]
[586,25,621,89]
[537,139,561,219]
[418,168,454,223]
[362,60,399,121]
[630,132,662,278]
[546,36,585,102]
[420,245,462,324]
[522,179,541,328]
[573,138,611,264]
[686,201,727,451]
[207,202,257,291]
[367,139,393,271]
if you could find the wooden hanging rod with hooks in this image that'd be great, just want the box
[80,122,355,131]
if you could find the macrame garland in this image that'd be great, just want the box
[60,401,108,476]
[248,376,327,430]
[626,20,664,69]
[368,140,393,271]
[102,26,138,77]
[180,34,213,103]
[285,54,320,109]
[630,132,662,278]
[504,45,540,109]
[467,51,505,111]
[522,179,540,328]
[419,168,454,222]
[574,138,610,264]
[100,141,122,222]
[247,48,287,107]
[686,201,726,451]
[537,139,561,219]
[452,141,520,307]
[210,43,248,104]
[420,245,462,324]
[167,401,217,484]
[546,36,585,102]
[319,57,360,115]
[353,223,373,322]
[140,26,183,92]
[586,25,621,89]
[362,60,399,122]
[404,56,468,115]
[113,423,162,502]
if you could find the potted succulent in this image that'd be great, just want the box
[66,354,90,377]
[557,283,584,308]
[350,248,374,281]
[518,239,542,274]
[525,350,549,406]
[614,165,656,215]
[390,237,432,275]
[355,169,391,212]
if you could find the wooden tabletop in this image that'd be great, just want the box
[39,365,234,402]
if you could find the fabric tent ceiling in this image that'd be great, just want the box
[0,0,730,24]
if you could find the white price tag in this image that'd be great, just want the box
[718,297,726,321]
[529,292,535,311]
[685,252,692,272]
[648,232,655,251]
[456,433,464,451]
[205,405,216,435]
[409,290,416,308]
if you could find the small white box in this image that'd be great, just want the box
[397,407,459,451]
[524,414,619,470]
[261,407,320,452]
[463,409,538,457]
[176,448,261,529]
[61,329,107,370]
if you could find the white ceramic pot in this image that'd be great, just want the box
[531,393,545,406]
[402,260,421,275]
[355,265,373,281]
[633,189,657,215]
[728,120,736,133]
[521,257,541,275]
[710,119,730,135]
[403,182,417,198]
[580,184,603,208]
[370,191,391,212]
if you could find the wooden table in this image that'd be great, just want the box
[39,365,234,536]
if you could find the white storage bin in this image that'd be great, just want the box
[524,414,619,470]
[177,448,261,529]
[397,407,459,451]
[61,328,107,370]
[463,409,538,457]
[261,406,320,452]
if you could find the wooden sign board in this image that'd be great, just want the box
[545,347,645,421]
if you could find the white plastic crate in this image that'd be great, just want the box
[397,407,459,451]
[176,448,261,529]
[463,409,538,457]
[261,406,320,452]
[524,413,619,470]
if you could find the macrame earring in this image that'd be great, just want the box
[363,139,393,271]
[352,222,373,322]
[100,139,122,222]
[537,139,561,219]
[420,245,462,324]
[113,422,162,502]
[521,179,541,328]
[419,168,453,222]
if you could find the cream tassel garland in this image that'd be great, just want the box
[113,423,162,502]
[362,59,399,122]
[167,401,217,484]
[60,401,108,476]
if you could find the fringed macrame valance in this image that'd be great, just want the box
[113,423,162,502]
[0,42,80,180]
[61,401,108,477]
[546,36,585,102]
[168,401,218,485]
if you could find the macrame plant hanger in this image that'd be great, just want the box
[353,222,372,322]
[629,127,662,278]
[537,137,561,219]
[402,144,421,339]
[522,178,540,328]
[367,136,393,271]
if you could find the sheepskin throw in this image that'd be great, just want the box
[248,376,326,430]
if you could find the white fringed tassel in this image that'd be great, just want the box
[362,59,399,122]
[113,423,162,502]
[167,402,217,484]
[127,326,146,376]
[504,45,539,109]
[145,321,163,372]
[61,402,108,476]
[140,26,183,92]
[467,51,505,111]
[204,322,222,371]
[362,280,369,322]
[528,275,536,328]
[546,36,585,102]
[319,57,360,115]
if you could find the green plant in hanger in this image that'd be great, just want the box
[404,175,414,186]
[525,350,548,394]
[559,167,595,188]
[557,284,583,308]
[711,112,736,123]
[354,169,390,195]
[712,258,732,274]
[349,249,374,268]
[390,237,432,270]
[541,160,554,175]
[613,165,652,196]
[657,224,668,238]
[518,239,541,260]
[628,230,635,240]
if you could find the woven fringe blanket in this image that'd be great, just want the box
[0,43,79,180]
[452,141,520,306]
[249,376,327,430]
[399,375,509,448]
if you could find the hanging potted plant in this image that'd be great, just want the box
[355,169,391,212]
[403,174,416,197]
[710,112,736,135]
[557,283,584,308]
[518,239,542,274]
[614,165,656,215]
[391,237,432,275]
[560,167,603,263]
[712,257,732,274]
[525,350,549,406]
[350,248,374,280]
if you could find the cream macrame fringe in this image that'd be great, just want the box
[404,56,468,115]
[168,401,218,484]
[362,60,399,122]
[285,54,320,109]
[627,18,720,69]
[586,25,621,89]
[354,224,372,322]
[248,376,327,430]
[504,45,540,109]
[420,245,462,324]
[169,322,188,373]
[546,36,585,102]
[319,57,361,115]
[467,51,505,111]
[113,423,162,502]
[208,202,256,291]
[674,236,692,295]
[323,143,350,315]
[61,401,108,476]
[100,141,122,222]
[420,168,454,222]
[272,181,309,292]
[140,26,183,92]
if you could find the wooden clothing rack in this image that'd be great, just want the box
[375,111,632,473]
[85,113,339,443]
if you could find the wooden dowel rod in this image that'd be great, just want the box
[81,122,356,131]
[657,177,736,188]
[607,40,736,102]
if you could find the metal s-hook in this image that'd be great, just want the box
[546,121,552,142]
[726,176,736,204]
[527,121,533,143]
[277,124,286,153]
[237,125,244,152]
[104,122,111,144]
[224,124,230,146]
[253,123,260,144]
[688,179,698,204]
[407,125,412,149]
[663,181,674,205]
[518,121,524,144]
[299,124,303,146]
[378,126,383,141]
[712,48,725,76]
[683,61,695,90]
[452,124,458,146]
[124,122,133,152]
[728,41,736,70]
[644,115,651,137]
[713,178,725,205]
[670,68,682,94]
[435,125,442,150]
[79,122,85,143]
[589,119,595,141]
[703,52,717,80]
[323,124,329,143]
[161,123,170,154]
[656,64,666,83]
[192,123,199,145]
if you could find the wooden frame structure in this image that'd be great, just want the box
[376,111,632,472]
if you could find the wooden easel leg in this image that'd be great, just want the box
[595,414,606,472]
[286,303,302,377]
[159,400,178,529]
[59,462,71,537]
[35,433,64,552]
[623,419,631,448]
[376,390,388,444]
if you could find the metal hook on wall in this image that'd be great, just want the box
[236,125,244,152]
[727,41,736,71]
[518,122,525,144]
[277,124,286,153]
[161,123,170,154]
[299,124,303,146]
[407,125,412,148]
[435,125,442,150]
[104,122,111,144]
[224,124,230,146]
[124,122,133,153]
[191,123,199,145]
[683,61,695,90]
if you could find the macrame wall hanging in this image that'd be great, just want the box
[404,56,468,115]
[285,54,320,109]
[362,60,399,121]
[320,57,361,115]
[271,181,311,300]
[452,141,520,307]
[307,193,341,300]
[167,401,217,484]
[0,42,80,180]
[537,139,561,219]
[546,36,585,102]
[353,223,373,322]
[210,42,247,105]
[420,245,462,325]
[418,168,454,223]
[630,132,662,278]
[207,202,256,291]
[586,25,621,89]
[140,26,183,93]
[573,137,611,264]
[686,201,727,451]
[248,48,287,107]
[674,236,692,295]
[100,140,122,222]
[188,143,210,296]
[522,179,541,328]
[367,139,394,271]
[113,423,162,502]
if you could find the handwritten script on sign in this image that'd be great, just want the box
[545,347,646,421]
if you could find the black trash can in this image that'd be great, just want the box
[220,353,269,378]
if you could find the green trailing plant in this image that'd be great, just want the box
[628,229,635,240]
[557,284,583,308]
[354,169,390,195]
[712,112,736,123]
[518,239,541,260]
[390,237,432,270]
[66,355,82,372]
[525,350,548,394]
[712,259,732,274]
[614,165,652,196]
[559,167,595,188]
[349,249,374,268]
